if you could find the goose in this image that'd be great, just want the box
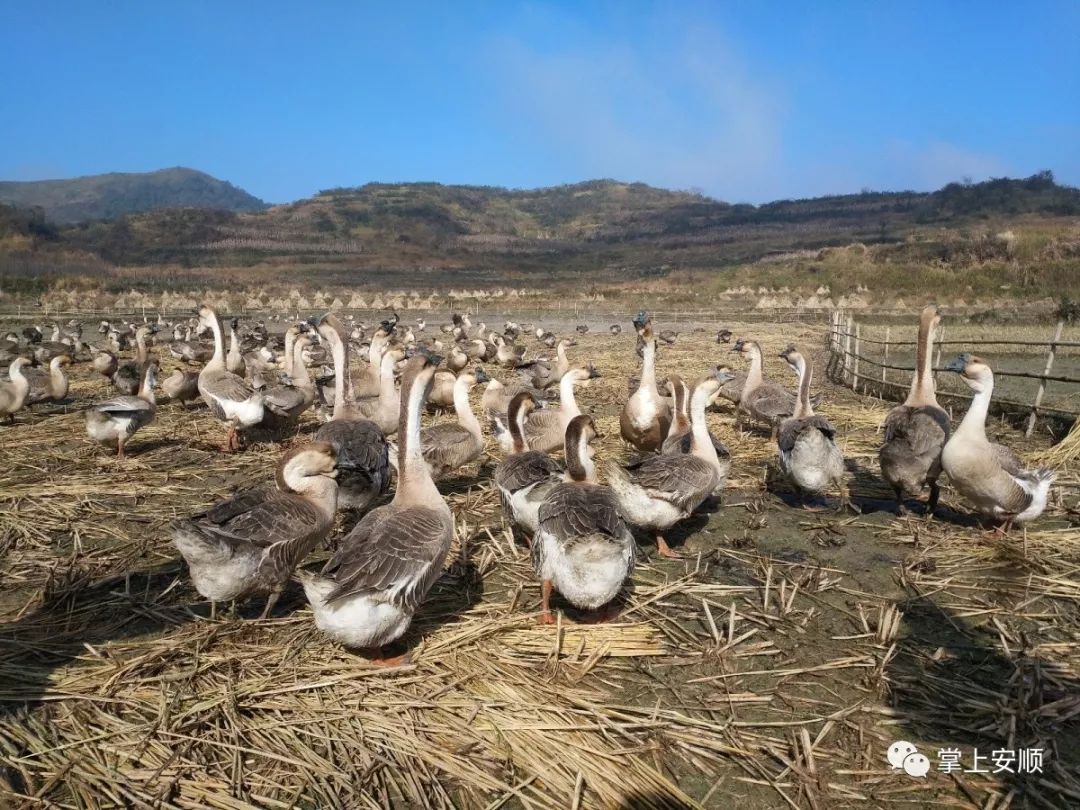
[494,335,526,368]
[516,357,555,391]
[162,369,200,408]
[24,356,71,405]
[658,329,678,345]
[226,318,246,377]
[173,442,339,618]
[169,326,212,364]
[716,329,733,344]
[505,365,599,454]
[609,324,622,335]
[298,355,454,661]
[195,305,266,451]
[0,358,32,423]
[259,334,317,430]
[494,392,562,545]
[315,315,390,511]
[534,326,546,341]
[534,415,635,624]
[85,362,158,457]
[620,316,671,452]
[447,345,469,372]
[355,347,403,435]
[426,369,458,412]
[92,349,118,379]
[661,374,733,494]
[941,354,1055,531]
[113,325,154,395]
[731,339,798,436]
[776,346,847,509]
[575,324,589,335]
[879,306,951,514]
[539,331,558,349]
[607,370,727,558]
[401,365,490,481]
[415,318,426,332]
[482,377,547,426]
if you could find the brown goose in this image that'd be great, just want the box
[314,315,390,512]
[355,347,403,435]
[161,369,200,408]
[731,339,798,436]
[113,325,154,395]
[24,355,71,404]
[173,442,338,618]
[85,362,158,458]
[513,365,599,454]
[777,346,847,508]
[404,366,490,481]
[878,306,951,514]
[299,354,454,661]
[494,392,562,545]
[607,370,726,558]
[226,318,246,378]
[661,373,733,495]
[620,315,671,452]
[259,334,316,430]
[534,415,635,624]
[195,305,266,451]
[941,354,1055,531]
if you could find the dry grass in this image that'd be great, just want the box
[0,315,1078,808]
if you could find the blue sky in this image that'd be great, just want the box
[1,2,1077,204]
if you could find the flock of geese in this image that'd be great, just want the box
[0,304,1056,660]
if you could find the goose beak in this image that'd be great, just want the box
[944,355,968,373]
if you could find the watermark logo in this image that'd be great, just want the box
[888,742,1044,778]
[887,741,929,778]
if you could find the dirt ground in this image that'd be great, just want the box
[0,312,1078,809]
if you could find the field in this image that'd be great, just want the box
[1,311,1079,809]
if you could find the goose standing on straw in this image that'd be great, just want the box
[299,354,454,663]
[941,354,1055,532]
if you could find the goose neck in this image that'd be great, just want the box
[453,377,482,440]
[689,385,720,466]
[398,370,441,504]
[956,375,993,441]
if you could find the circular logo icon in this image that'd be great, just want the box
[887,741,917,769]
[903,752,930,778]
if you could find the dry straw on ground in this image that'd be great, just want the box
[0,316,1078,808]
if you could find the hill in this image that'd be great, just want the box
[0,167,266,224]
[1,172,1078,299]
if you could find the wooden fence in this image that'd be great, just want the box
[826,311,1080,434]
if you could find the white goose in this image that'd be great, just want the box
[196,305,265,451]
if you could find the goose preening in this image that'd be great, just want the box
[941,354,1055,531]
[161,369,201,408]
[620,315,671,452]
[299,354,454,662]
[173,442,339,618]
[505,365,599,454]
[534,415,635,624]
[878,306,951,514]
[731,338,798,436]
[315,315,390,511]
[776,346,847,509]
[398,366,490,481]
[0,357,32,423]
[607,370,728,558]
[494,392,562,545]
[196,305,266,451]
[24,355,71,405]
[85,362,158,458]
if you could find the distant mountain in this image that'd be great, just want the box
[0,167,266,224]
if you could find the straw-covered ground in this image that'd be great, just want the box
[1,316,1078,809]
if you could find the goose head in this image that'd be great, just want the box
[564,414,601,482]
[714,366,737,386]
[731,338,759,360]
[632,311,650,335]
[275,441,339,494]
[945,353,993,393]
[464,365,491,386]
[778,344,803,375]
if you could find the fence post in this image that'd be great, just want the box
[853,323,861,392]
[882,326,890,385]
[1025,320,1065,437]
[844,313,854,385]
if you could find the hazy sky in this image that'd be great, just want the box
[2,2,1077,203]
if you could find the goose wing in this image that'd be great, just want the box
[421,423,479,469]
[745,383,796,419]
[779,415,836,454]
[316,418,390,495]
[623,455,715,512]
[321,505,453,609]
[883,405,950,456]
[203,370,256,402]
[93,395,154,416]
[195,489,326,551]
[495,450,560,493]
[537,483,625,540]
